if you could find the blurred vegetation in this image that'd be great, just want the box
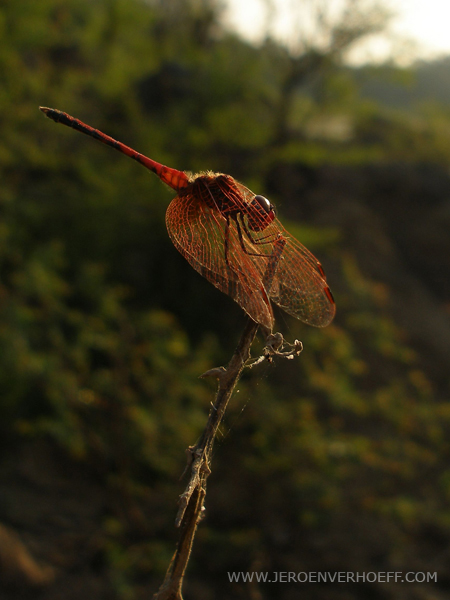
[1,0,450,599]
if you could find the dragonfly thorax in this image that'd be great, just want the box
[192,174,275,232]
[191,174,240,213]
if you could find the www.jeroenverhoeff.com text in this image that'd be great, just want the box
[228,571,437,584]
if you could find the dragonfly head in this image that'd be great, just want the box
[247,195,276,231]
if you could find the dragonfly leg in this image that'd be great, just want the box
[235,215,278,258]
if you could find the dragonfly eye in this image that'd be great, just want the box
[253,195,273,213]
[247,195,276,231]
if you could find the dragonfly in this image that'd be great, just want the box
[40,107,335,332]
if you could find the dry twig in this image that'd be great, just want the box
[153,239,303,600]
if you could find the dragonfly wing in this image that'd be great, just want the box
[264,221,336,327]
[166,192,274,330]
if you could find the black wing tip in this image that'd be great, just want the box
[302,286,337,328]
[325,285,335,305]
[316,286,336,327]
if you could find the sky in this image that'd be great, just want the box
[224,0,450,64]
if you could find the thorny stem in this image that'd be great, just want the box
[152,318,259,600]
[153,237,302,600]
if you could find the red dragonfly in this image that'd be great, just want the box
[40,107,335,331]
